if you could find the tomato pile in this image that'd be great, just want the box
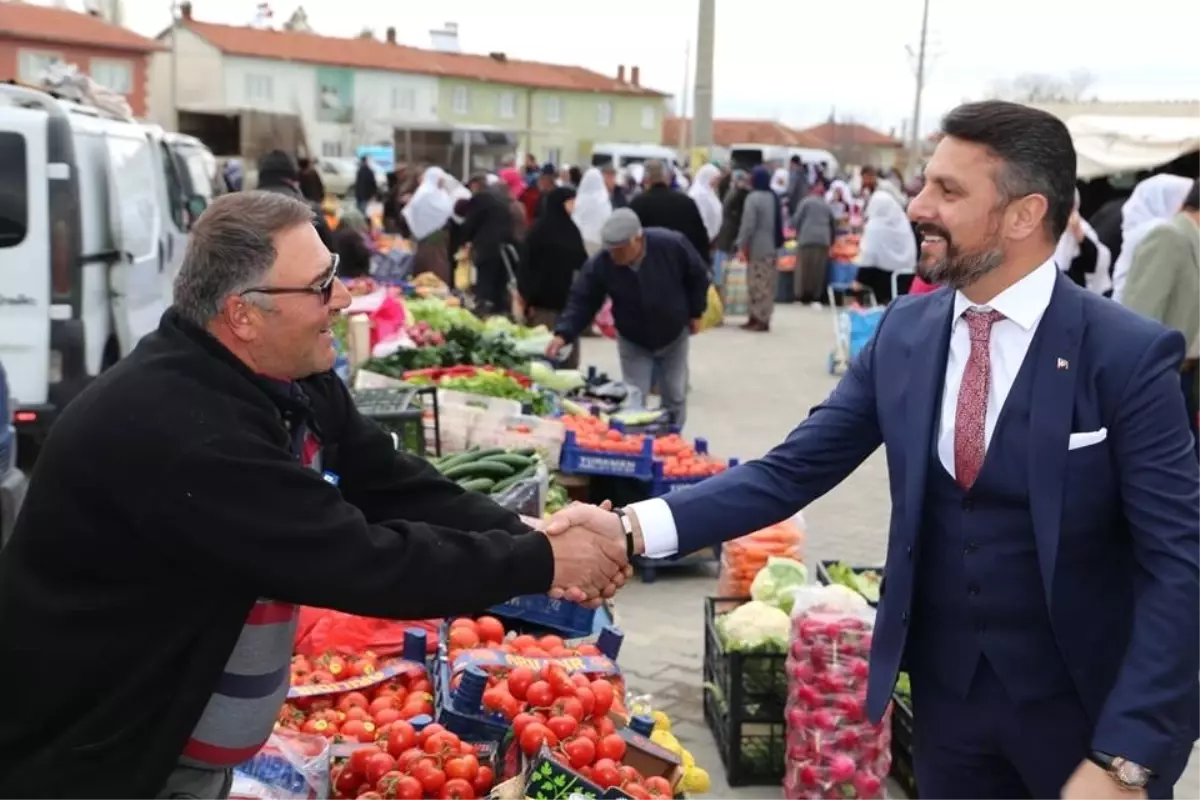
[331,721,493,800]
[279,651,435,742]
[562,417,649,455]
[784,607,889,799]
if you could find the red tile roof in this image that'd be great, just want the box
[797,121,903,149]
[662,116,824,148]
[0,1,162,53]
[179,19,667,97]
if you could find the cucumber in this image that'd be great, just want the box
[513,447,538,458]
[480,453,535,470]
[442,460,516,481]
[458,477,496,493]
[490,464,538,493]
[435,450,479,471]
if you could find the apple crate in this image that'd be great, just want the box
[702,597,787,786]
[892,694,918,798]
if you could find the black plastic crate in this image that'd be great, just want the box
[702,596,787,786]
[891,693,917,798]
[351,385,441,457]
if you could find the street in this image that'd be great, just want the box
[579,302,1200,799]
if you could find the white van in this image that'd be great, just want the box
[589,143,681,172]
[0,84,209,468]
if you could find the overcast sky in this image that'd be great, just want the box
[102,0,1200,135]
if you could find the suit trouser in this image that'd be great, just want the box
[912,657,1184,799]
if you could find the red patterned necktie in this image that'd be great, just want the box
[954,308,1006,490]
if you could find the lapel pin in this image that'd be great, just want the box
[1057,358,1069,370]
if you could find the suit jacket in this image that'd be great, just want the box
[1123,213,1200,359]
[665,273,1200,774]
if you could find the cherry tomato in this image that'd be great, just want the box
[364,752,397,785]
[597,733,626,762]
[564,736,596,769]
[518,722,557,756]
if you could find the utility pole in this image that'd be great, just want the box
[677,39,691,155]
[907,0,931,173]
[692,0,716,166]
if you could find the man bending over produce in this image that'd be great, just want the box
[0,191,628,799]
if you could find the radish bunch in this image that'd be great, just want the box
[783,605,890,799]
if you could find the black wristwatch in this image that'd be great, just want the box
[612,508,636,561]
[1088,751,1152,790]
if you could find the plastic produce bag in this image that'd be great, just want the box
[717,515,805,598]
[750,556,808,614]
[784,585,888,799]
[230,728,331,800]
[698,284,724,332]
[293,608,440,657]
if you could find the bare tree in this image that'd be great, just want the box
[985,70,1096,104]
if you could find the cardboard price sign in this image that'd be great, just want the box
[450,648,620,678]
[286,658,425,699]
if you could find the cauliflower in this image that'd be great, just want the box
[749,556,808,613]
[717,601,791,653]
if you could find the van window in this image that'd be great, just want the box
[180,149,215,199]
[105,135,158,260]
[160,143,186,230]
[0,133,28,248]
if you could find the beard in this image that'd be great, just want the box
[919,222,1004,290]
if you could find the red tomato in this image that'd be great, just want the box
[357,793,384,800]
[416,723,446,746]
[448,626,480,650]
[574,686,596,717]
[373,708,401,728]
[539,635,565,651]
[525,681,554,708]
[401,696,433,719]
[623,783,651,799]
[385,721,417,757]
[617,765,642,785]
[444,754,479,782]
[512,712,539,739]
[595,716,617,737]
[597,733,626,762]
[395,747,426,774]
[471,766,493,796]
[412,761,447,795]
[369,696,398,715]
[364,752,397,785]
[334,764,362,797]
[345,707,370,722]
[590,758,620,789]
[552,696,584,722]
[576,723,599,744]
[564,736,596,769]
[423,731,461,756]
[326,656,348,678]
[506,667,534,701]
[590,680,615,717]
[474,616,506,644]
[509,634,538,652]
[301,718,334,737]
[348,746,378,778]
[438,777,475,800]
[337,692,370,712]
[643,776,673,797]
[384,774,423,800]
[518,722,557,756]
[546,715,578,740]
[449,617,477,631]
[340,719,378,743]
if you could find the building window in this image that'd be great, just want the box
[452,86,469,114]
[392,86,415,113]
[499,91,516,119]
[641,105,656,130]
[597,101,613,127]
[321,141,343,157]
[245,74,273,102]
[545,96,562,124]
[18,50,62,83]
[89,58,133,95]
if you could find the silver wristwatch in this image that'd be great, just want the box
[1089,751,1152,790]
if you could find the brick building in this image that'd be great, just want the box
[0,1,161,116]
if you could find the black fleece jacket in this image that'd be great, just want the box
[0,309,554,797]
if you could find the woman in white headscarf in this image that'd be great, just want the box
[572,167,614,256]
[688,163,724,245]
[825,179,853,223]
[402,166,456,282]
[1112,174,1193,302]
[1054,188,1112,295]
[853,191,916,303]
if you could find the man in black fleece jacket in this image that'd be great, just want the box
[0,191,625,798]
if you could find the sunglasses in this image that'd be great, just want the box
[239,254,340,305]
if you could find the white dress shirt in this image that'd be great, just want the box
[628,258,1060,559]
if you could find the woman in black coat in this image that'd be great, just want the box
[516,186,588,367]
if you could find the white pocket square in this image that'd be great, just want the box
[1068,428,1107,450]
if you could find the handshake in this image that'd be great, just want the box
[536,501,647,607]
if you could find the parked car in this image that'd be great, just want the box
[0,361,27,548]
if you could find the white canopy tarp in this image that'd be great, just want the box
[1068,115,1200,179]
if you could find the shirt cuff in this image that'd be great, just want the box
[626,498,678,559]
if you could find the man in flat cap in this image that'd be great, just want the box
[547,209,710,426]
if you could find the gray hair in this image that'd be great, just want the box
[600,208,643,246]
[643,159,669,186]
[173,190,318,326]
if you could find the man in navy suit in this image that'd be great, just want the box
[548,101,1200,799]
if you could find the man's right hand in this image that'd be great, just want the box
[544,502,645,557]
[544,523,628,606]
[546,336,566,359]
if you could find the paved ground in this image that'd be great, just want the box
[578,302,1200,799]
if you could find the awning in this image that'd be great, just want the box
[1068,115,1200,179]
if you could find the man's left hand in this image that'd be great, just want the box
[689,319,702,335]
[1062,759,1146,800]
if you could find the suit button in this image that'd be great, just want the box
[962,497,974,511]
[967,583,980,596]
[964,542,978,555]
